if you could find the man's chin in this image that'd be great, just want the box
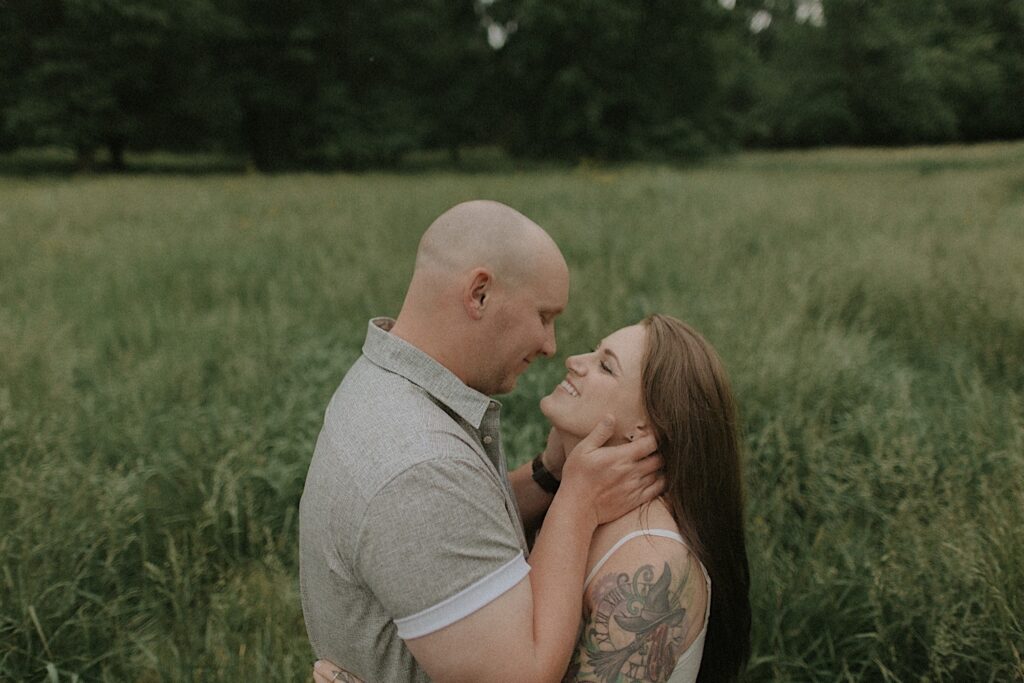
[490,372,523,396]
[494,379,518,395]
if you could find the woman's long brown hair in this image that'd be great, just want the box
[641,314,751,682]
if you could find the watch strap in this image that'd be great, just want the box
[531,454,561,494]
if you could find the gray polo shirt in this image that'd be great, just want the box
[300,318,530,682]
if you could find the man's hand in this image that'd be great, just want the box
[539,427,566,479]
[559,416,664,528]
[313,660,364,683]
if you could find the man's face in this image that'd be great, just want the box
[479,259,569,395]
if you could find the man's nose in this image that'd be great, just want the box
[540,325,557,357]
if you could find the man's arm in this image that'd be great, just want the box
[405,418,664,683]
[509,428,565,539]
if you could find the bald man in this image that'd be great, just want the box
[299,201,663,682]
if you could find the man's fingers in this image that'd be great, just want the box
[313,661,332,683]
[314,660,361,683]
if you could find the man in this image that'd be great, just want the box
[300,200,663,682]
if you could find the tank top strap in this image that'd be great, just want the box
[583,529,687,590]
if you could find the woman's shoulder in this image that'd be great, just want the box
[585,498,708,602]
[577,499,710,678]
[587,497,683,565]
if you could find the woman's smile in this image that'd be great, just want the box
[540,324,649,443]
[558,379,580,397]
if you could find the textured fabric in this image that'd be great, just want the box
[299,318,529,683]
[583,528,711,683]
[394,552,530,638]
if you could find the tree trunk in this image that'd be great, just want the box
[108,139,126,171]
[75,145,96,172]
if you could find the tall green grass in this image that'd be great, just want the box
[2,143,1023,681]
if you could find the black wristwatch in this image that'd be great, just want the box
[531,454,561,494]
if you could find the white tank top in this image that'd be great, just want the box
[582,529,711,683]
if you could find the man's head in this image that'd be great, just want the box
[390,200,569,395]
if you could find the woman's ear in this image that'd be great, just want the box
[626,422,651,442]
[463,268,492,320]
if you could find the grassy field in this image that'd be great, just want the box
[2,142,1023,681]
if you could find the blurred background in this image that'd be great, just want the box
[1,0,1022,171]
[2,2,1023,682]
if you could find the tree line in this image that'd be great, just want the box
[1,0,1021,171]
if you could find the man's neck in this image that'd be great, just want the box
[390,315,475,389]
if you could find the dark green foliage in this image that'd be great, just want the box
[493,0,728,160]
[0,0,1022,168]
[306,0,493,169]
[1,0,224,168]
[745,0,1024,147]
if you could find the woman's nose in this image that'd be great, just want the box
[566,355,585,375]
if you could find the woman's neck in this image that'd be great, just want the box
[559,433,582,461]
[558,428,629,462]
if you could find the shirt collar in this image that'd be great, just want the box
[361,317,497,429]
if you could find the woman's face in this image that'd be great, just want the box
[540,323,649,443]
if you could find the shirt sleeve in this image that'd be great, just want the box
[354,453,530,639]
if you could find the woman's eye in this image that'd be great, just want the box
[600,361,612,374]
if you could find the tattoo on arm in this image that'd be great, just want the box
[564,562,693,682]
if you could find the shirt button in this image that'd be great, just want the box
[483,435,493,445]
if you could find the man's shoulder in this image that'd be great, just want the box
[311,355,485,494]
[332,355,459,427]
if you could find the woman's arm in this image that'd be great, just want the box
[401,423,662,683]
[310,423,664,683]
[565,537,707,683]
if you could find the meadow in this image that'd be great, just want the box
[1,142,1023,681]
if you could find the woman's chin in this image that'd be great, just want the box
[539,393,559,420]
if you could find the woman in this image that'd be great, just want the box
[315,314,750,682]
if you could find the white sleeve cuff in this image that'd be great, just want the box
[394,552,531,639]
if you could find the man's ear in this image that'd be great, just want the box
[463,268,492,320]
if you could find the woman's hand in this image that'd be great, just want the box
[559,415,664,527]
[312,660,364,683]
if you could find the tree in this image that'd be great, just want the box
[746,0,1024,146]
[2,0,226,169]
[492,0,728,160]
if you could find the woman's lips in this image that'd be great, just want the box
[558,379,579,397]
